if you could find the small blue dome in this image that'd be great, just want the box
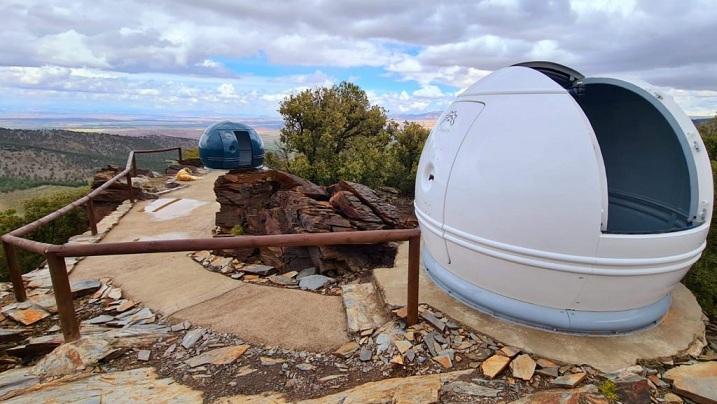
[198,121,265,169]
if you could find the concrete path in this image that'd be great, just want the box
[70,171,349,352]
[374,242,706,372]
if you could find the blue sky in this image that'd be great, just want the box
[0,0,716,120]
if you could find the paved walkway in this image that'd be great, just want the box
[70,171,349,352]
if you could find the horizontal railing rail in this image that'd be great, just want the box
[1,147,421,343]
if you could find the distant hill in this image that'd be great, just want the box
[0,128,196,192]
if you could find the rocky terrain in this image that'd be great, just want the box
[214,169,411,274]
[0,165,715,403]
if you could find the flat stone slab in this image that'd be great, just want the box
[341,283,389,333]
[373,241,706,373]
[217,369,472,403]
[172,283,350,352]
[4,367,202,403]
[663,361,717,403]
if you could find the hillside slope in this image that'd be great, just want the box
[0,128,196,191]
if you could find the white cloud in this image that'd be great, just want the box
[36,30,109,68]
[413,85,444,98]
[0,0,715,116]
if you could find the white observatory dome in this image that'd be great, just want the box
[415,61,713,333]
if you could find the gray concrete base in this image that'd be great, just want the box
[374,242,707,372]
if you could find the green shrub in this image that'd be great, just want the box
[230,224,244,236]
[265,82,429,195]
[182,147,200,160]
[0,187,89,281]
[598,379,619,402]
[685,117,717,319]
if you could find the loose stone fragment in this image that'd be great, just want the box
[359,346,373,362]
[319,374,346,382]
[512,385,606,403]
[299,275,334,291]
[394,340,412,354]
[86,315,115,324]
[137,350,151,361]
[536,358,559,368]
[107,288,122,300]
[433,354,453,369]
[334,341,359,358]
[536,367,560,378]
[296,363,316,371]
[441,381,500,398]
[268,274,298,286]
[648,374,669,389]
[375,333,391,353]
[481,355,511,379]
[390,355,404,365]
[181,328,206,349]
[663,392,683,403]
[500,346,520,358]
[510,354,536,381]
[70,280,102,298]
[0,328,28,343]
[241,264,276,276]
[259,357,286,366]
[552,372,587,388]
[296,267,317,280]
[186,345,249,367]
[237,365,256,376]
[420,311,445,332]
[2,303,50,326]
[114,300,136,313]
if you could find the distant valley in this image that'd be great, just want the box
[0,128,197,193]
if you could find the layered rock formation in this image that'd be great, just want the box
[214,169,403,273]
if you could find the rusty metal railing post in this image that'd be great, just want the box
[2,241,26,302]
[131,154,138,176]
[86,197,98,235]
[177,147,183,162]
[126,172,135,203]
[407,235,420,326]
[46,252,80,342]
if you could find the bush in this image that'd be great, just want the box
[182,147,199,160]
[266,82,429,194]
[685,116,717,318]
[0,187,89,281]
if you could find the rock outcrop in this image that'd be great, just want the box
[91,165,144,204]
[214,169,403,273]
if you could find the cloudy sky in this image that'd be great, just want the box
[1,0,716,119]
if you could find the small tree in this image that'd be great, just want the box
[267,82,429,194]
[274,82,388,185]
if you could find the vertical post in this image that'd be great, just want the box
[86,197,98,235]
[131,154,138,176]
[177,147,183,162]
[126,173,135,202]
[46,252,80,342]
[2,241,26,302]
[407,235,420,326]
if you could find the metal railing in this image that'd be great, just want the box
[1,147,421,343]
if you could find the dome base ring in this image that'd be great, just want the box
[422,249,670,335]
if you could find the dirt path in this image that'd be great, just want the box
[70,170,349,351]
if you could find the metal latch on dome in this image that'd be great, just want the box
[687,132,701,151]
[698,200,709,223]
